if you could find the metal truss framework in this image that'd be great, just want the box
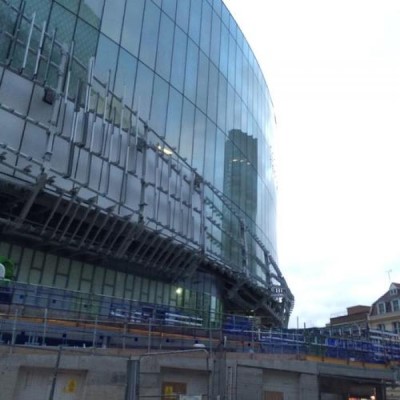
[0,0,294,326]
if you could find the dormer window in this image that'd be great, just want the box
[378,302,386,314]
[391,288,398,296]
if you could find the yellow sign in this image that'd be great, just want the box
[64,379,77,393]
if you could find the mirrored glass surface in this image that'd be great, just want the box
[156,13,174,80]
[139,1,161,69]
[122,0,144,57]
[79,0,104,28]
[101,0,125,43]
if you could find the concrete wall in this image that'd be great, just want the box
[0,346,395,400]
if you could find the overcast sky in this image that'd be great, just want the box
[223,0,400,327]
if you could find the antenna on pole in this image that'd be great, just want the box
[386,269,392,284]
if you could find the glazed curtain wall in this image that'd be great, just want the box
[0,240,222,319]
[5,0,278,258]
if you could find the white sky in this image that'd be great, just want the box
[223,0,400,327]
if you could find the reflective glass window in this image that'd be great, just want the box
[226,84,234,131]
[221,3,230,27]
[219,23,229,78]
[229,13,237,39]
[165,87,183,150]
[150,75,169,136]
[156,13,174,81]
[49,3,76,45]
[242,56,249,107]
[213,0,222,17]
[210,12,221,66]
[56,0,79,14]
[133,62,154,121]
[217,75,227,132]
[162,0,176,19]
[170,27,187,93]
[74,19,98,66]
[139,1,161,69]
[24,0,51,25]
[233,92,241,129]
[79,0,104,28]
[189,0,201,45]
[115,48,137,107]
[184,39,199,104]
[101,0,125,43]
[214,128,225,191]
[179,99,195,164]
[241,104,248,133]
[237,28,244,50]
[192,110,206,174]
[204,119,216,183]
[196,52,209,113]
[207,63,218,123]
[235,48,243,98]
[248,66,254,115]
[122,0,144,57]
[227,33,236,87]
[94,34,118,87]
[200,1,212,55]
[176,0,190,32]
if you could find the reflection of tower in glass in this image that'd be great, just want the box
[223,129,258,273]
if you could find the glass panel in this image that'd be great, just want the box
[184,39,198,103]
[179,99,195,164]
[79,0,104,28]
[101,0,125,43]
[196,52,209,113]
[192,110,206,174]
[207,63,218,123]
[170,26,187,93]
[237,28,244,50]
[229,13,237,39]
[221,2,230,27]
[156,12,174,81]
[176,0,190,32]
[217,75,227,132]
[133,62,154,121]
[188,0,201,44]
[210,12,221,67]
[56,0,79,14]
[248,66,254,115]
[93,266,105,292]
[150,75,169,136]
[74,19,99,66]
[24,0,51,25]
[122,0,144,57]
[214,128,225,191]
[235,47,243,98]
[226,83,234,132]
[139,0,161,69]
[115,48,137,108]
[200,0,212,55]
[227,33,236,87]
[162,0,176,19]
[203,119,216,182]
[165,87,183,150]
[219,23,229,78]
[49,3,76,45]
[94,34,118,87]
[213,0,222,16]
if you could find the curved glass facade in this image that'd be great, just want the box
[0,0,293,326]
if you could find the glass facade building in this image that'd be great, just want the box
[0,0,293,326]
